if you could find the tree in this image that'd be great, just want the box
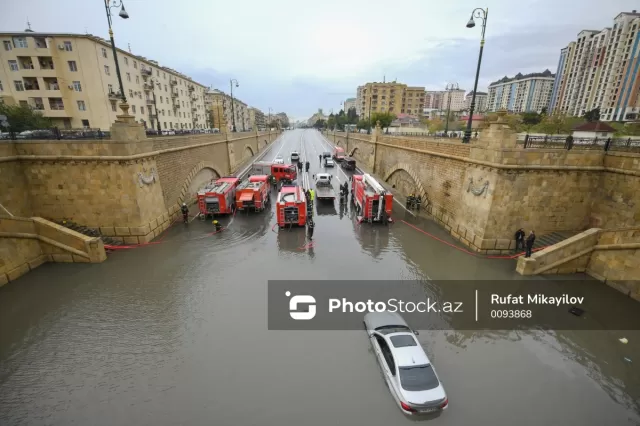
[370,112,396,129]
[521,112,542,131]
[313,119,326,129]
[428,118,444,133]
[0,103,52,136]
[347,107,358,124]
[327,113,336,129]
[583,107,600,122]
[356,119,369,130]
[540,107,548,116]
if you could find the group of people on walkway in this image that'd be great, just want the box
[515,228,536,257]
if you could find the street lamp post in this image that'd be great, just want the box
[230,79,239,132]
[150,78,161,133]
[463,7,488,143]
[367,94,372,134]
[444,82,459,134]
[103,0,129,106]
[268,107,272,130]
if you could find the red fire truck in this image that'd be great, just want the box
[197,177,240,217]
[276,184,307,227]
[235,175,270,212]
[352,174,393,223]
[333,146,345,162]
[250,161,297,184]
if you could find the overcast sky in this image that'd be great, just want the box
[2,0,638,121]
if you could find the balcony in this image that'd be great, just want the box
[146,98,154,104]
[188,85,194,92]
[170,80,177,86]
[37,56,55,70]
[29,97,45,110]
[141,68,152,76]
[108,90,122,101]
[171,90,178,98]
[18,57,35,70]
[173,103,181,109]
[192,107,197,112]
[24,77,40,91]
[43,77,59,91]
[143,83,153,91]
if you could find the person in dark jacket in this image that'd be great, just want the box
[307,220,315,240]
[181,203,189,223]
[525,231,536,257]
[514,228,525,251]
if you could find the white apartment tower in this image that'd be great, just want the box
[486,70,555,113]
[550,11,640,121]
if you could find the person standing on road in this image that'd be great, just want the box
[319,154,322,164]
[307,220,315,240]
[514,228,525,251]
[525,231,536,258]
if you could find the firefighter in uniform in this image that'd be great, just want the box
[213,220,222,231]
[308,219,315,240]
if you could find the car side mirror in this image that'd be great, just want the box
[413,330,419,335]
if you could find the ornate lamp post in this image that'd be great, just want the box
[462,7,488,143]
[230,79,239,132]
[102,0,129,107]
[149,77,162,134]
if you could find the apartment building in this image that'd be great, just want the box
[307,108,327,126]
[424,91,445,109]
[487,70,555,113]
[463,91,488,112]
[358,82,426,119]
[550,11,640,122]
[248,107,265,130]
[204,89,250,132]
[344,97,356,113]
[356,86,363,116]
[0,31,208,131]
[441,89,466,112]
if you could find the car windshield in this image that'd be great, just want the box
[374,325,411,335]
[390,335,417,348]
[399,365,440,392]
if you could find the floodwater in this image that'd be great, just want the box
[1,129,639,426]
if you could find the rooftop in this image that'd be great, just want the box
[489,69,555,86]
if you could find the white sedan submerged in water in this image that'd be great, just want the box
[364,312,448,415]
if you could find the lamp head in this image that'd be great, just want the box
[119,5,129,19]
[466,16,475,28]
[235,82,239,88]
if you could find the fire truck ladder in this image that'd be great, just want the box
[366,198,374,223]
[278,205,285,226]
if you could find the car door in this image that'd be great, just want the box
[372,334,397,392]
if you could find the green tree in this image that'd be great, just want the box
[313,119,326,129]
[540,107,548,116]
[356,119,369,130]
[347,107,358,124]
[370,112,396,129]
[520,112,542,132]
[583,107,600,122]
[610,122,640,136]
[327,113,336,129]
[428,118,444,133]
[0,103,52,136]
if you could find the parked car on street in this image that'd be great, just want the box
[324,157,335,167]
[364,312,448,415]
[322,151,331,158]
[290,151,300,162]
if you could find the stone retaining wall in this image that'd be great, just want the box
[0,216,106,287]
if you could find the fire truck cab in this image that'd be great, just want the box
[197,177,240,217]
[251,161,297,184]
[351,174,393,223]
[333,146,345,162]
[235,175,270,212]
[276,184,307,227]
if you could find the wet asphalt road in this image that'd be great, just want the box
[1,129,639,426]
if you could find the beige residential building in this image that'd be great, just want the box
[550,11,640,121]
[356,86,364,115]
[248,107,265,130]
[358,82,426,119]
[307,108,327,126]
[424,91,446,109]
[0,31,208,131]
[441,89,466,112]
[463,91,488,112]
[204,89,250,132]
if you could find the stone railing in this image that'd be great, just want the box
[516,227,640,301]
[377,135,471,158]
[0,216,107,286]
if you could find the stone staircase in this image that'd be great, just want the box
[534,231,576,250]
[58,221,124,247]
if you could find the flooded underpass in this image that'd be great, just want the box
[1,129,639,425]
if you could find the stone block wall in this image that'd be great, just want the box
[591,152,640,228]
[0,216,106,286]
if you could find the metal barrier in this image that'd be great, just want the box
[521,134,640,152]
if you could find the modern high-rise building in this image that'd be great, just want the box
[343,97,356,113]
[204,89,250,132]
[550,10,640,122]
[486,70,555,113]
[0,31,209,131]
[424,91,446,109]
[463,91,488,112]
[356,86,364,116]
[358,81,426,119]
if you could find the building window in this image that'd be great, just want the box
[124,57,128,66]
[156,70,160,77]
[64,41,72,51]
[13,37,27,48]
[129,89,133,98]
[136,75,139,84]
[181,90,183,95]
[14,80,24,91]
[82,119,90,127]
[104,65,110,75]
[163,72,166,79]
[163,122,167,129]
[73,81,82,92]
[68,60,78,72]
[141,106,144,114]
[168,110,171,116]
[3,40,12,51]
[133,60,137,69]
[8,60,18,71]
[162,109,165,116]
[132,105,136,113]
[126,72,131,82]
[0,80,3,92]
[101,47,107,58]
[164,84,167,92]
[160,96,163,103]
[108,84,114,94]
[77,100,86,111]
